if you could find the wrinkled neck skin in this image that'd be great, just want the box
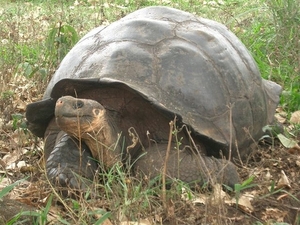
[67,111,122,168]
[77,113,122,169]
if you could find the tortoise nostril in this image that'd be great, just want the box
[74,100,84,109]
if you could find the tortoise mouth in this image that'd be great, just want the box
[55,114,94,119]
[56,115,99,137]
[56,114,95,126]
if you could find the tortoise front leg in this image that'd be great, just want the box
[44,120,98,190]
[46,132,98,189]
[134,144,240,189]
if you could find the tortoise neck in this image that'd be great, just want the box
[82,114,122,168]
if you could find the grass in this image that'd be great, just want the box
[1,0,299,111]
[244,0,300,112]
[0,0,299,224]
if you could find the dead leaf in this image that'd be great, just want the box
[225,193,254,214]
[276,170,291,189]
[262,208,288,222]
[276,107,287,115]
[277,133,299,149]
[99,218,113,225]
[296,158,300,167]
[290,110,300,124]
[275,113,286,124]
[277,193,289,201]
[0,118,4,129]
[275,107,287,124]
[236,195,254,213]
[0,177,12,189]
[0,140,10,153]
[265,169,272,180]
[12,129,30,147]
[42,204,69,224]
[211,184,229,204]
[192,194,207,205]
[287,146,300,155]
[17,161,26,168]
[3,150,19,165]
[120,219,152,225]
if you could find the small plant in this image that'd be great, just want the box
[98,162,160,222]
[0,90,14,100]
[17,62,35,78]
[261,185,300,203]
[6,195,53,225]
[263,124,300,150]
[224,175,257,206]
[0,177,36,224]
[92,211,112,225]
[0,177,27,200]
[234,176,257,202]
[11,113,27,130]
[45,23,79,64]
[281,82,300,111]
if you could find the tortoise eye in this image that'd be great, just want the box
[74,100,84,109]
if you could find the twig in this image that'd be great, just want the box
[162,119,174,211]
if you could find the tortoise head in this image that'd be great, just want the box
[55,96,106,138]
[55,95,122,166]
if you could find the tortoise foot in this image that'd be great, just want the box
[46,134,98,190]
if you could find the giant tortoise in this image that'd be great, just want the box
[26,6,281,190]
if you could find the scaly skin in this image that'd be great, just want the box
[134,144,240,188]
[46,132,98,190]
[50,96,240,189]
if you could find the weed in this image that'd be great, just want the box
[1,90,14,100]
[233,176,257,204]
[265,0,300,111]
[0,177,28,200]
[95,163,161,222]
[45,23,79,64]
[223,175,257,206]
[6,195,52,225]
[11,113,27,130]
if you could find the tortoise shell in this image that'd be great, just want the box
[26,6,281,158]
